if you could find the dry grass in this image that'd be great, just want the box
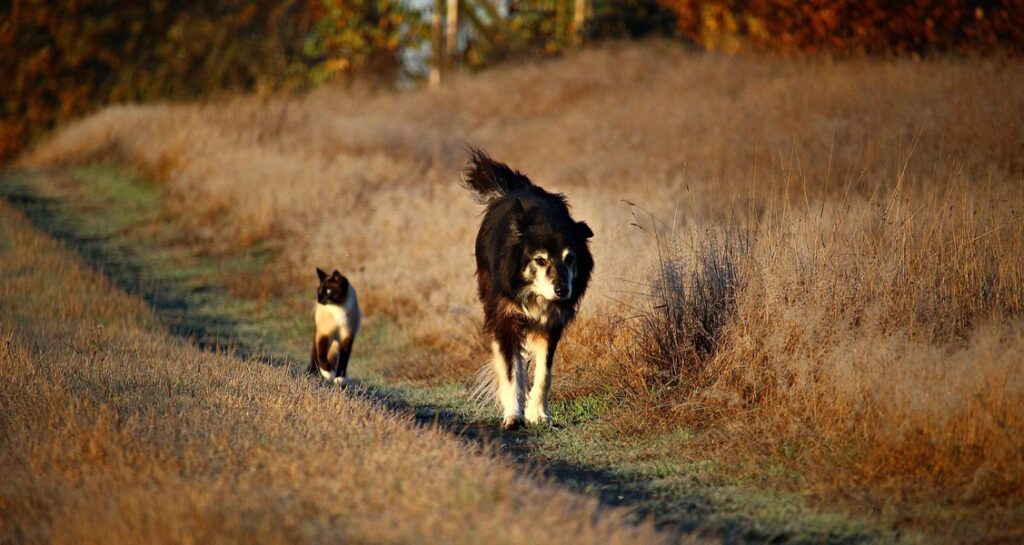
[622,222,744,390]
[19,40,1024,537]
[0,200,672,544]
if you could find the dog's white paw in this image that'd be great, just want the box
[332,376,348,387]
[525,405,552,425]
[502,414,525,431]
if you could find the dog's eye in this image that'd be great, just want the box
[533,256,548,267]
[564,254,575,266]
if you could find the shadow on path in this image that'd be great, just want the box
[1,169,286,366]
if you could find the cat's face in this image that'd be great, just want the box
[316,268,349,306]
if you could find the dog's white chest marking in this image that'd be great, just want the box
[522,299,556,327]
[520,292,561,327]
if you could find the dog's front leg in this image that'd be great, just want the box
[525,329,560,424]
[492,339,526,430]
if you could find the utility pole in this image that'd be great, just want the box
[430,0,444,88]
[572,0,588,43]
[446,0,459,74]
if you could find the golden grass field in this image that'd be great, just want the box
[0,199,678,544]
[15,40,1024,540]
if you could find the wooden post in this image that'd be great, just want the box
[572,0,588,43]
[555,0,566,45]
[446,0,459,71]
[430,0,444,87]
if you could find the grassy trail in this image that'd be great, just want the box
[1,167,908,545]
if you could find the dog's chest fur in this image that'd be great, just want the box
[520,294,564,329]
[315,286,360,340]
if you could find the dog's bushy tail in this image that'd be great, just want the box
[470,361,500,409]
[462,148,534,204]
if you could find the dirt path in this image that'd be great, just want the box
[0,188,676,545]
[0,168,690,536]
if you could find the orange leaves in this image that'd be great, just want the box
[657,0,1024,55]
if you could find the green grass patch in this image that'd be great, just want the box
[551,388,615,424]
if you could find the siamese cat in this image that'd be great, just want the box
[309,268,360,385]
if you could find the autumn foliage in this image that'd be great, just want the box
[0,0,422,163]
[3,1,1023,164]
[658,0,1024,53]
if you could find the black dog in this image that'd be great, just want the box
[463,149,594,430]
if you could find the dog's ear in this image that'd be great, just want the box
[331,269,342,280]
[317,268,328,282]
[495,201,526,297]
[508,199,526,241]
[576,220,594,239]
[495,244,523,298]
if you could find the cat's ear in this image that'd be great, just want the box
[331,269,342,280]
[317,268,328,282]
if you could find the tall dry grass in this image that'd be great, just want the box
[0,200,674,544]
[19,40,1024,534]
[622,182,1024,498]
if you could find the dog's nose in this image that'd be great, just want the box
[554,286,569,298]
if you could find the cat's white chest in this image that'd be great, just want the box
[314,287,360,339]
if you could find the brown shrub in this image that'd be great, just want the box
[628,223,744,390]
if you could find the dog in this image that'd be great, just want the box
[463,149,594,430]
[309,268,361,386]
